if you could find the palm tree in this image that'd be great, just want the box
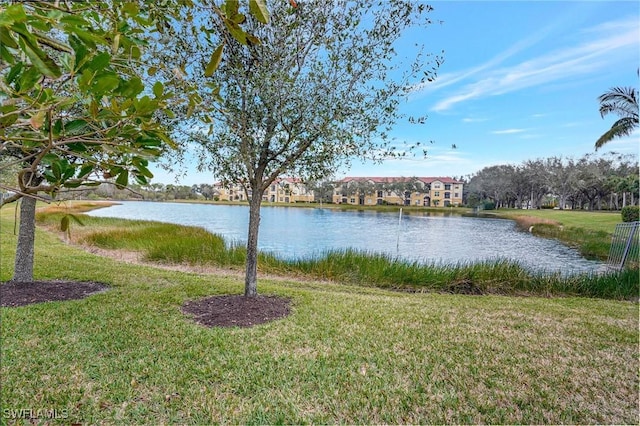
[595,77,639,150]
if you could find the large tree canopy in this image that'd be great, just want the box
[162,0,442,295]
[0,1,184,281]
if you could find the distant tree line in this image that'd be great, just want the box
[466,153,639,210]
[43,183,217,203]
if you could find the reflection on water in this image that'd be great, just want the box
[87,201,604,274]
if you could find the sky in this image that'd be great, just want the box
[150,0,640,185]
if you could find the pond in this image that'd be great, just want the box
[87,201,604,274]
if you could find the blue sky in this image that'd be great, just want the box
[152,1,640,185]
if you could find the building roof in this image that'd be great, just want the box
[337,177,463,184]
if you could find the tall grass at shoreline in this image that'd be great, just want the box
[35,210,639,300]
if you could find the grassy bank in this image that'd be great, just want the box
[1,204,639,424]
[487,209,622,260]
[33,204,638,300]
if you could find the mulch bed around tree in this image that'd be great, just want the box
[0,281,109,307]
[182,294,291,328]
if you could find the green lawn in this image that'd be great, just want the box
[1,205,638,424]
[492,208,622,234]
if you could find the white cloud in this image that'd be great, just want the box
[491,128,527,135]
[430,17,639,112]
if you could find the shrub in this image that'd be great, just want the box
[621,206,639,222]
[482,201,496,210]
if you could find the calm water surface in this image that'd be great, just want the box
[87,201,604,274]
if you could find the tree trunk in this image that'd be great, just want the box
[12,196,37,282]
[244,188,264,297]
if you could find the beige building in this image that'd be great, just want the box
[332,177,464,207]
[214,177,314,203]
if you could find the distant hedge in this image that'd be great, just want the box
[621,206,639,222]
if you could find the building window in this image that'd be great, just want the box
[454,193,459,198]
[377,191,383,198]
[444,192,451,199]
[434,184,441,189]
[434,191,440,197]
[445,184,451,190]
[350,198,355,204]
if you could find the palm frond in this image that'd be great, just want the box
[595,117,639,150]
[598,86,639,119]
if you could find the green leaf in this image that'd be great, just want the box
[17,33,62,78]
[133,96,157,115]
[0,105,18,127]
[122,2,140,17]
[6,62,23,84]
[135,174,149,185]
[91,72,120,96]
[223,19,247,45]
[59,15,90,27]
[118,76,144,98]
[230,13,246,24]
[249,0,270,24]
[64,180,82,188]
[136,136,161,147]
[152,81,164,98]
[86,52,111,72]
[223,0,240,16]
[64,119,88,133]
[64,26,103,49]
[115,170,129,188]
[60,52,75,72]
[17,66,41,92]
[0,44,14,65]
[246,34,260,45]
[129,45,141,59]
[27,17,51,33]
[0,27,18,49]
[204,44,224,77]
[66,143,88,152]
[52,119,62,137]
[78,164,94,178]
[0,4,27,26]
[51,161,62,180]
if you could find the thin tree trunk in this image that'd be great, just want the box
[244,188,264,297]
[12,196,37,282]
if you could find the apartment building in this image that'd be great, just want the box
[214,177,314,203]
[265,178,314,203]
[332,177,464,207]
